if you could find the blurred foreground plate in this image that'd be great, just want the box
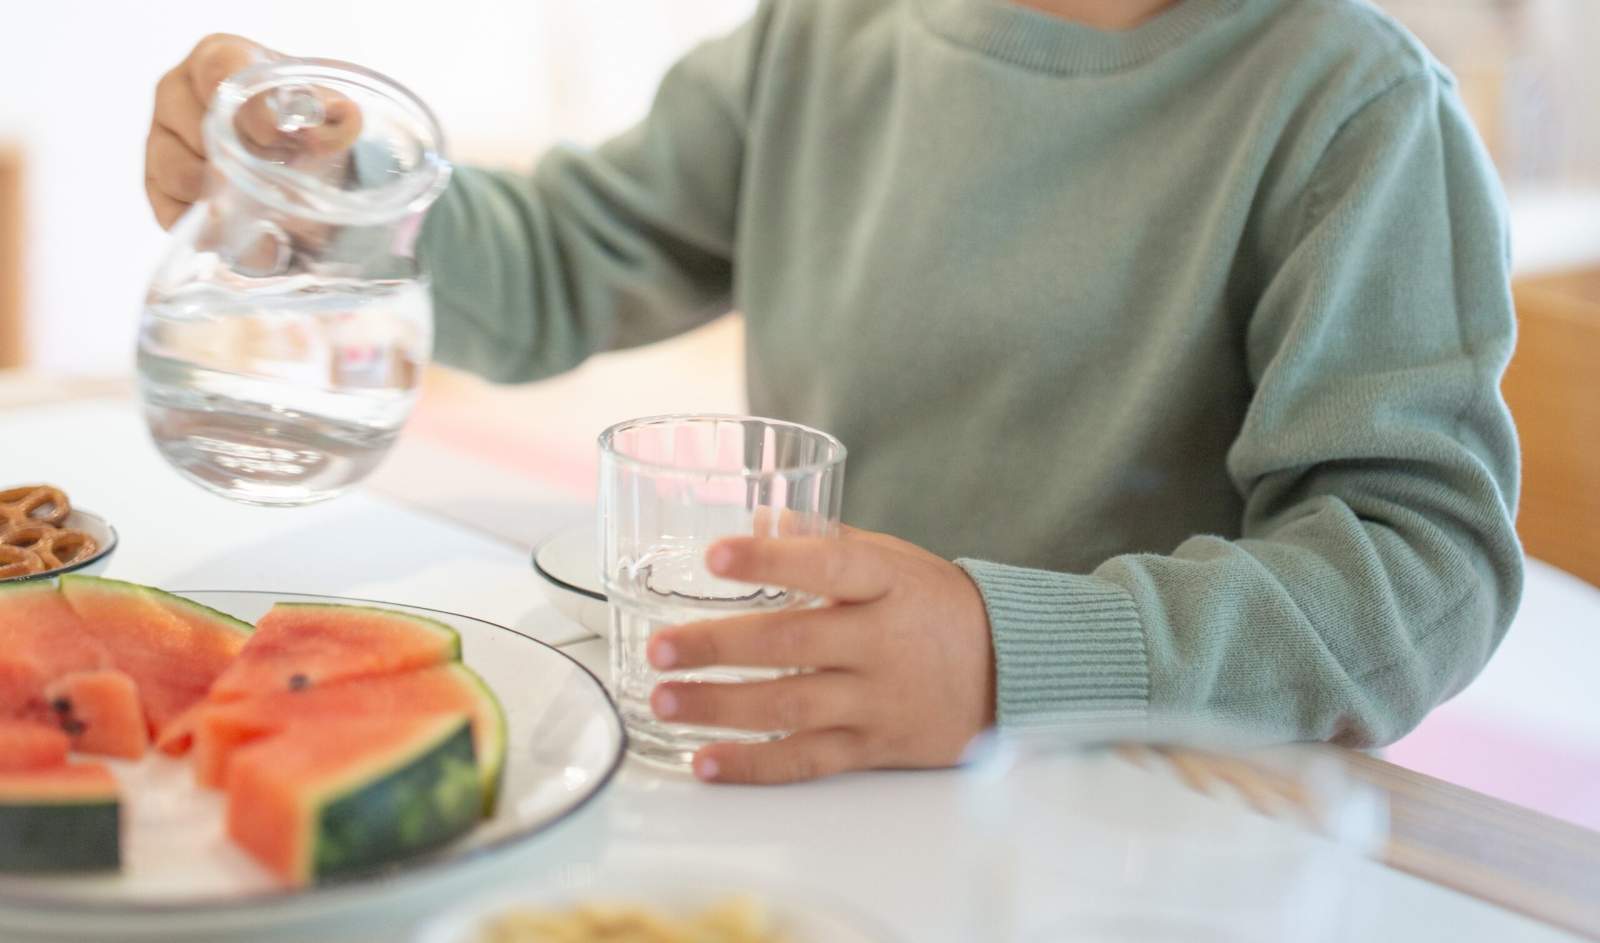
[417,870,903,943]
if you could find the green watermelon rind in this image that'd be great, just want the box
[58,575,180,630]
[58,577,252,639]
[0,802,120,872]
[268,603,463,661]
[0,580,61,603]
[308,714,481,883]
[443,664,508,816]
[58,574,151,603]
[0,772,120,873]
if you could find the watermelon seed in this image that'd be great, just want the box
[51,697,71,714]
[62,719,87,735]
[289,673,310,691]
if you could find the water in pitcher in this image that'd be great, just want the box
[609,543,811,769]
[137,275,432,506]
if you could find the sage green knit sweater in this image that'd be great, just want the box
[418,0,1523,746]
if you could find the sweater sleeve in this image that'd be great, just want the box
[959,68,1524,747]
[414,6,770,383]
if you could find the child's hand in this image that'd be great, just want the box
[648,528,996,784]
[147,34,362,229]
[148,35,269,228]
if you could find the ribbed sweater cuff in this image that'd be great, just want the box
[957,559,1150,729]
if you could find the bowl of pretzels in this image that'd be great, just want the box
[0,484,117,583]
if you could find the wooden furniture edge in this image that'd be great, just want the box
[0,146,22,368]
[1345,750,1600,940]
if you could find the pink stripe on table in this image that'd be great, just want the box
[405,407,599,498]
[1388,713,1600,831]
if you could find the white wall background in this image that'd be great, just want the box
[0,0,755,374]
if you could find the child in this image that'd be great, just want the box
[145,0,1522,785]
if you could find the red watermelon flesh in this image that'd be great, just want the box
[179,665,506,809]
[0,762,117,800]
[207,603,460,702]
[153,704,205,757]
[58,577,246,737]
[0,721,70,772]
[44,671,148,760]
[190,709,276,788]
[0,582,111,719]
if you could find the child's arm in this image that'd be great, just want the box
[1010,65,1523,747]
[416,8,772,383]
[647,66,1522,783]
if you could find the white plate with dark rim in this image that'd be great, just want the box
[0,591,624,940]
[531,524,608,636]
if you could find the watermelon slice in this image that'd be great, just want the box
[45,671,148,760]
[58,576,249,736]
[174,664,506,810]
[0,763,120,872]
[0,721,70,772]
[0,581,111,719]
[207,603,460,701]
[226,713,481,886]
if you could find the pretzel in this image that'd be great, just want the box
[0,523,54,551]
[0,523,98,572]
[0,545,45,580]
[0,485,70,530]
[35,529,98,570]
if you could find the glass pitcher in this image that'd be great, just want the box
[138,58,450,506]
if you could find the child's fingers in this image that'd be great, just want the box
[652,672,864,733]
[649,605,870,671]
[145,177,189,231]
[186,34,272,108]
[153,69,209,156]
[146,127,208,205]
[706,536,892,603]
[750,507,814,538]
[310,97,364,155]
[747,511,914,558]
[232,88,362,167]
[692,729,866,785]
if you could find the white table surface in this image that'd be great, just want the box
[0,396,1583,943]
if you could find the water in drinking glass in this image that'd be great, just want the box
[609,542,812,768]
[137,275,432,507]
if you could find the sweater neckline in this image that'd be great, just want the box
[914,0,1246,75]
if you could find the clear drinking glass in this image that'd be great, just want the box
[599,415,847,769]
[138,58,450,506]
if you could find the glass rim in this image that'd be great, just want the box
[204,57,452,227]
[597,413,847,480]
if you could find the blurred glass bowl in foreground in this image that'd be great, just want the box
[961,716,1390,943]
